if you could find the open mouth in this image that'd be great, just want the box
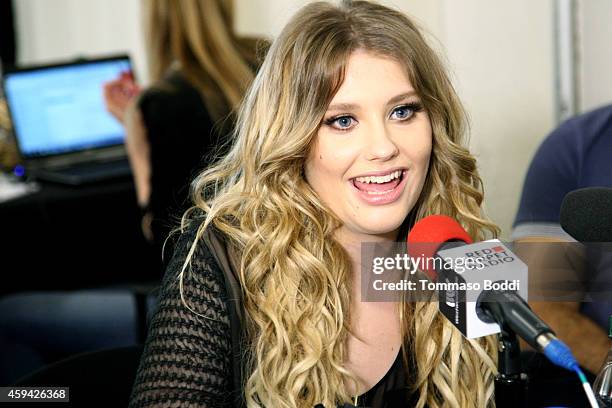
[351,170,406,195]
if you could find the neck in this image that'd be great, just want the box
[334,227,399,272]
[334,227,405,304]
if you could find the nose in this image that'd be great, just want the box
[364,122,399,161]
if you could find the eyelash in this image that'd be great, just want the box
[323,102,424,132]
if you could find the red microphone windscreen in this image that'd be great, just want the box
[406,215,473,281]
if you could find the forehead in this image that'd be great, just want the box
[328,50,414,106]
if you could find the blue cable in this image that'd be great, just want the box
[575,368,588,384]
[542,339,598,407]
[543,338,579,371]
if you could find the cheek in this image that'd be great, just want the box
[306,134,357,181]
[416,140,433,169]
[398,127,433,171]
[413,120,433,166]
[304,143,338,194]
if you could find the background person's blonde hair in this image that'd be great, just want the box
[182,1,499,406]
[145,0,262,120]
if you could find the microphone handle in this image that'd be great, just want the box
[476,289,554,350]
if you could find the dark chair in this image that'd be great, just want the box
[521,350,595,407]
[13,345,144,407]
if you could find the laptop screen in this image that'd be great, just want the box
[3,57,132,159]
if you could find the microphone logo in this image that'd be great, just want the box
[445,282,457,308]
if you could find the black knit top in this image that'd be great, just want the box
[129,227,414,407]
[129,228,234,407]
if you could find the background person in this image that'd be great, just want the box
[0,0,264,386]
[512,103,612,375]
[104,0,265,269]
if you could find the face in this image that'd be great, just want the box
[305,50,432,243]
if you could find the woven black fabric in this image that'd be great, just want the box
[129,229,233,407]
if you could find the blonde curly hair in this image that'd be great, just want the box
[180,1,499,406]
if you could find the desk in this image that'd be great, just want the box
[0,176,158,295]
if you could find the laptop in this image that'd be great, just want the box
[2,55,134,185]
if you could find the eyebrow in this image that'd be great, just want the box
[326,91,419,112]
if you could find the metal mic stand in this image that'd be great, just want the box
[495,328,529,408]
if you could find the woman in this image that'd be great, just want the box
[0,0,265,388]
[130,1,499,407]
[104,0,264,265]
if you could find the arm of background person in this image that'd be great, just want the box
[124,105,153,242]
[103,76,152,240]
[124,105,151,209]
[514,235,612,374]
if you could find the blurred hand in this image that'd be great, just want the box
[103,71,140,125]
[141,210,154,243]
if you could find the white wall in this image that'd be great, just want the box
[13,0,148,82]
[578,0,612,112]
[442,1,556,239]
[18,0,609,238]
[235,0,444,41]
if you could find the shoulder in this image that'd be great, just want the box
[525,103,612,184]
[160,220,231,315]
[512,105,612,235]
[164,219,220,275]
[568,103,612,140]
[137,72,210,124]
[540,104,612,153]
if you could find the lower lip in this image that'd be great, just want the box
[349,171,409,205]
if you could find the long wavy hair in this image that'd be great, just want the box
[144,0,263,120]
[181,1,499,406]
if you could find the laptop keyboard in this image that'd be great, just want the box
[58,159,131,177]
[36,158,132,185]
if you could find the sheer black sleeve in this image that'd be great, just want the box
[129,229,233,407]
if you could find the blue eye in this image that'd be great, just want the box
[336,117,353,128]
[324,115,357,131]
[391,107,411,119]
[390,102,423,121]
[391,106,414,120]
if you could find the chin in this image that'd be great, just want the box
[355,217,406,238]
[353,202,412,234]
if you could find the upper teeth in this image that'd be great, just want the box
[355,170,402,184]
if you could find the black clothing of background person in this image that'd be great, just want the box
[0,0,16,69]
[138,70,229,273]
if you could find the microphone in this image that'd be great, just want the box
[560,187,612,242]
[407,215,579,371]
